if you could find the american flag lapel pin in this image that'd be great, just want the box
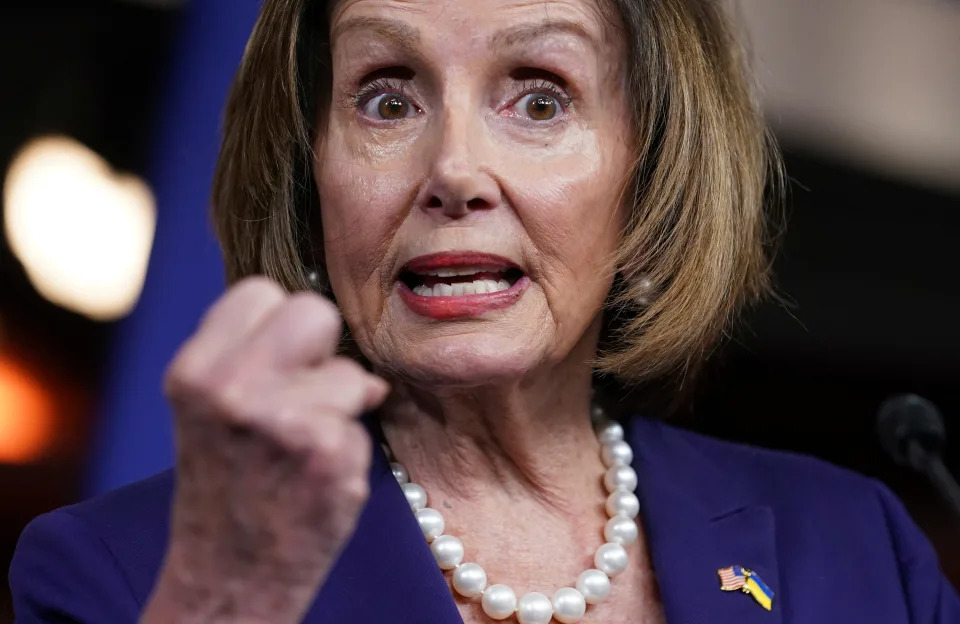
[718,565,775,611]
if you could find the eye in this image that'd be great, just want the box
[508,73,574,122]
[363,93,417,121]
[350,71,420,122]
[515,93,560,121]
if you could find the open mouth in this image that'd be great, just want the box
[398,266,525,297]
[395,252,530,319]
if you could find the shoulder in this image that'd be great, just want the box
[57,468,175,537]
[631,416,960,621]
[633,414,885,508]
[10,470,174,620]
[642,415,925,534]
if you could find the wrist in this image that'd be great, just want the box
[141,560,313,624]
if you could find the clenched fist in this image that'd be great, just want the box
[141,277,389,624]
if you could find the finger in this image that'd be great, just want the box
[240,291,343,370]
[264,359,389,419]
[199,276,286,343]
[363,375,391,411]
[260,412,372,479]
[165,278,286,395]
[305,415,372,478]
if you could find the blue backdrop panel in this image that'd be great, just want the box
[86,0,262,495]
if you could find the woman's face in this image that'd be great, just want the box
[315,0,633,386]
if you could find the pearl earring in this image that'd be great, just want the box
[630,272,655,306]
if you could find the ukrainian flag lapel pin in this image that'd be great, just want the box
[717,565,775,611]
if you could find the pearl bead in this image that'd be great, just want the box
[430,535,464,570]
[605,490,640,519]
[552,587,587,623]
[516,592,553,624]
[415,507,445,542]
[604,516,639,545]
[590,404,605,420]
[452,562,487,598]
[481,584,517,620]
[603,464,638,493]
[390,462,409,484]
[401,482,427,511]
[601,440,633,467]
[576,569,612,604]
[594,542,629,576]
[597,421,624,445]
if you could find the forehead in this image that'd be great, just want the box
[329,0,620,54]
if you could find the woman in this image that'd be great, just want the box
[10,0,959,622]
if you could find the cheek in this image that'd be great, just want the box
[504,136,627,337]
[316,151,413,314]
[317,124,422,270]
[511,144,626,287]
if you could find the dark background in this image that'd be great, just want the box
[0,0,957,621]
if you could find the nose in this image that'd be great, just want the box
[416,105,500,219]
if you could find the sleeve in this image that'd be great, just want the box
[873,480,960,624]
[9,509,142,623]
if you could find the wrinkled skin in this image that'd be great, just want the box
[142,1,660,623]
[318,0,632,388]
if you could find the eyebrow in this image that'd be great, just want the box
[331,16,422,54]
[332,16,597,55]
[490,19,599,52]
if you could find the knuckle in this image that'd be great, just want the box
[202,276,285,324]
[206,378,252,421]
[324,357,366,381]
[270,406,315,448]
[312,418,345,459]
[287,292,342,335]
[322,424,369,472]
[315,360,372,414]
[338,476,370,507]
[164,339,212,401]
[168,358,257,425]
[233,275,286,301]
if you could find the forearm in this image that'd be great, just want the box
[140,554,317,624]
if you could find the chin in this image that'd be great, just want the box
[388,334,545,388]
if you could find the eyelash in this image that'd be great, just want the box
[348,77,409,110]
[348,75,574,119]
[514,77,575,110]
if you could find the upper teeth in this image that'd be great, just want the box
[418,266,499,278]
[413,279,511,297]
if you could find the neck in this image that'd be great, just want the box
[376,336,604,512]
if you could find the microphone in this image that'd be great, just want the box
[877,394,960,523]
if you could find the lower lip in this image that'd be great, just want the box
[397,276,530,319]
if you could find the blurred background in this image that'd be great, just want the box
[0,0,957,619]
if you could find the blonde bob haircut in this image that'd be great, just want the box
[212,0,781,384]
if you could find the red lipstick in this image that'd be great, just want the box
[402,251,520,274]
[396,252,529,320]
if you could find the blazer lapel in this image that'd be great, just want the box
[628,418,783,624]
[303,427,464,624]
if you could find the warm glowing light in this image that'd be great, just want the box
[0,356,55,464]
[3,136,156,321]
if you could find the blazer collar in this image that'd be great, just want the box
[306,416,782,624]
[627,417,782,624]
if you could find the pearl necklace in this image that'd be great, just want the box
[385,409,639,624]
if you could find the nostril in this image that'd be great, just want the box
[466,197,488,210]
[426,195,444,208]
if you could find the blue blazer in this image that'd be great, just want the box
[10,416,960,623]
